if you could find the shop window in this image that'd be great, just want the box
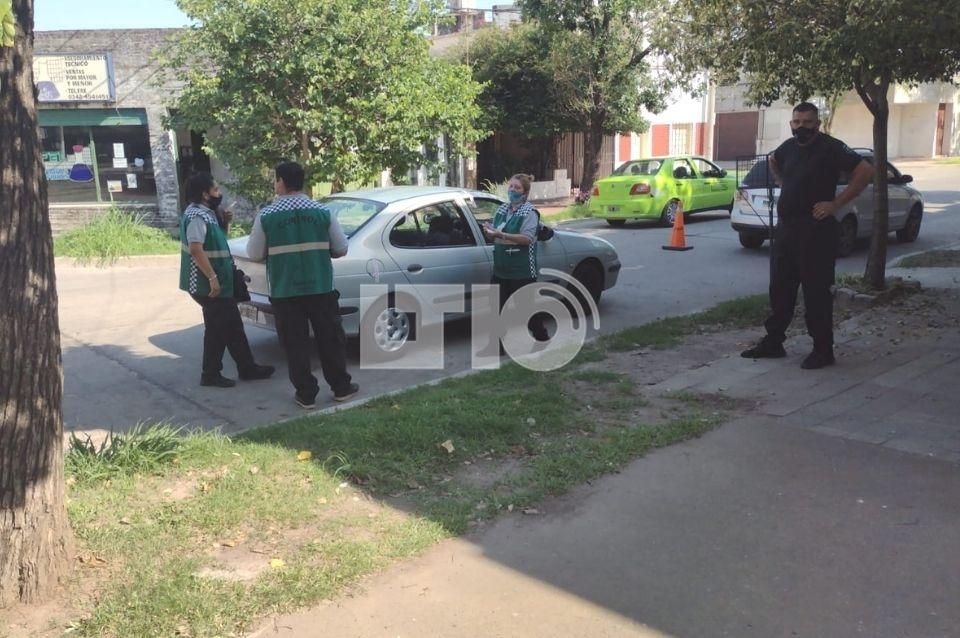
[42,126,98,203]
[40,122,156,205]
[92,126,156,203]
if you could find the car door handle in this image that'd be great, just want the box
[407,263,423,273]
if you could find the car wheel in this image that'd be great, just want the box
[570,261,603,314]
[896,205,923,243]
[738,230,765,249]
[360,294,417,353]
[606,219,626,227]
[838,216,858,258]
[659,200,680,227]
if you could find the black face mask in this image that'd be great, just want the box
[206,194,223,211]
[793,127,817,145]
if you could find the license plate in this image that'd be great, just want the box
[607,206,620,213]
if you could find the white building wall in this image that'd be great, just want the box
[898,103,939,157]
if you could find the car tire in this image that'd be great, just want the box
[838,215,858,258]
[359,292,418,353]
[896,205,923,243]
[659,199,680,227]
[570,261,603,314]
[606,219,626,227]
[738,230,765,249]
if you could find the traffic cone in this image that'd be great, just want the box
[661,201,693,251]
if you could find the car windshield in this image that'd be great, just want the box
[319,197,385,237]
[612,160,662,176]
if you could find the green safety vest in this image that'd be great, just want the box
[493,202,539,280]
[179,204,234,298]
[258,194,334,298]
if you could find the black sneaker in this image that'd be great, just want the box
[294,393,317,409]
[239,364,275,381]
[333,383,359,402]
[200,373,236,388]
[740,340,787,359]
[801,350,835,370]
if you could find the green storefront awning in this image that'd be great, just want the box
[38,108,149,127]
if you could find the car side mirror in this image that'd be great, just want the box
[719,169,728,178]
[900,174,913,184]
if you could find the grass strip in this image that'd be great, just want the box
[598,293,769,352]
[63,295,760,637]
[54,208,180,264]
[897,249,960,269]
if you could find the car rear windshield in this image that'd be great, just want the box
[612,160,663,176]
[319,197,385,237]
[740,160,774,189]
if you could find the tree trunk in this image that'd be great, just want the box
[580,114,605,194]
[863,82,890,290]
[0,0,74,608]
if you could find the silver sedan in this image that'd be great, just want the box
[229,186,621,349]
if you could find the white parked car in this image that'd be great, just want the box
[229,186,622,350]
[730,149,924,257]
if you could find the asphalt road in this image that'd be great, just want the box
[58,161,960,434]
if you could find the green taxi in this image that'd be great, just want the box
[588,156,737,227]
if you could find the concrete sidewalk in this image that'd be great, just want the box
[250,287,960,638]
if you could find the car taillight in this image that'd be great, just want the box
[591,186,599,196]
[629,183,651,196]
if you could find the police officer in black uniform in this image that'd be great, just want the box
[742,102,875,369]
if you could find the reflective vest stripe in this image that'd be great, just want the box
[267,241,330,255]
[181,245,231,259]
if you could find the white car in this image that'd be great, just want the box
[229,186,621,350]
[731,149,924,257]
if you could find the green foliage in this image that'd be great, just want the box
[669,0,960,109]
[518,0,669,133]
[66,422,184,484]
[54,208,180,264]
[227,219,252,238]
[162,0,486,202]
[668,0,960,288]
[481,178,510,200]
[464,23,577,139]
[1,0,15,47]
[475,0,672,189]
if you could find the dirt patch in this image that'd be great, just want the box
[838,288,960,343]
[197,495,398,583]
[456,456,528,489]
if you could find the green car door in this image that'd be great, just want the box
[667,158,701,211]
[690,157,735,211]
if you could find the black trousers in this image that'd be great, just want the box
[493,275,549,342]
[271,292,352,401]
[191,295,257,376]
[763,218,839,352]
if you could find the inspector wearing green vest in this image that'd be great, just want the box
[246,161,358,409]
[179,171,274,388]
[482,173,549,344]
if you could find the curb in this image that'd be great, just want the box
[888,241,960,269]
